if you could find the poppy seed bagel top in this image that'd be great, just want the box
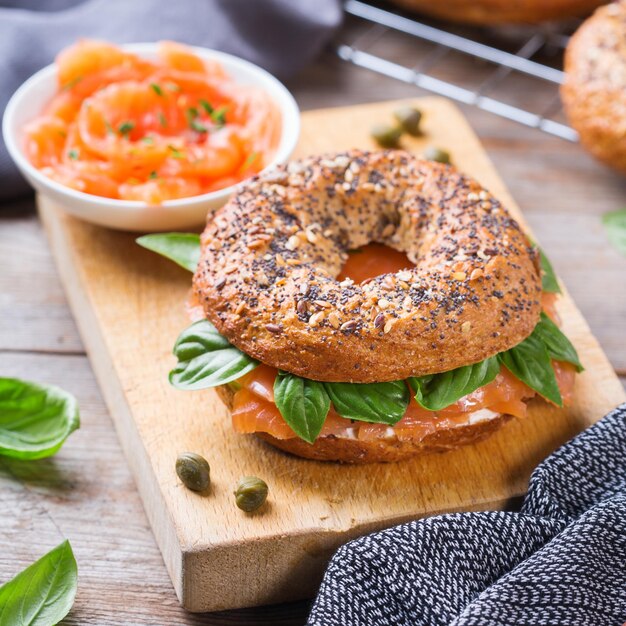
[193,150,542,383]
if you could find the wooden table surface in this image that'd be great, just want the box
[1,18,625,626]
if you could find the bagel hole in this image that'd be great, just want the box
[337,243,415,284]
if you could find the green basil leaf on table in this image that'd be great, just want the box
[0,539,77,626]
[0,378,80,460]
[538,246,561,294]
[602,208,626,256]
[408,356,500,411]
[274,372,330,444]
[169,320,258,390]
[533,312,583,372]
[325,380,409,425]
[136,232,201,272]
[498,332,562,406]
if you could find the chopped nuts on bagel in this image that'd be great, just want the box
[193,150,542,383]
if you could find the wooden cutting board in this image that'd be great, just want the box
[39,97,626,613]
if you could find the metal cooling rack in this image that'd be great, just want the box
[336,0,579,141]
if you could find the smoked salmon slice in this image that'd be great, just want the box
[25,39,281,204]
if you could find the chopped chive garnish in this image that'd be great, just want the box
[150,83,163,96]
[199,99,214,114]
[190,119,208,133]
[211,106,228,126]
[158,112,168,128]
[104,120,114,134]
[149,171,158,179]
[118,121,135,136]
[67,149,79,160]
[57,130,67,139]
[242,151,259,170]
[142,136,155,145]
[166,82,181,92]
[185,107,207,133]
[167,144,184,159]
[62,76,83,91]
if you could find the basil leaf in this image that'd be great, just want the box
[169,320,258,390]
[0,539,77,626]
[0,378,80,460]
[534,312,583,372]
[325,380,409,425]
[408,356,500,411]
[499,333,562,406]
[602,208,626,256]
[538,247,561,294]
[274,373,330,444]
[136,233,201,272]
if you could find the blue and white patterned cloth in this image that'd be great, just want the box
[308,403,626,626]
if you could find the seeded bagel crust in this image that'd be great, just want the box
[562,1,626,174]
[387,0,604,24]
[194,150,542,383]
[214,383,511,463]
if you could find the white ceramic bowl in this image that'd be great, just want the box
[3,43,300,231]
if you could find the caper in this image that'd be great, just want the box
[423,146,451,164]
[370,123,402,149]
[234,476,268,512]
[393,106,422,136]
[176,452,210,492]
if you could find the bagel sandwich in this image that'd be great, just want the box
[145,150,583,463]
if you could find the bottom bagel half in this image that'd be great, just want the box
[214,384,512,463]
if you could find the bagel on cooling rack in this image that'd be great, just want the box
[562,1,626,174]
[388,0,605,25]
[166,150,582,463]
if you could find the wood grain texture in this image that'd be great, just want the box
[37,97,625,613]
[0,201,82,354]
